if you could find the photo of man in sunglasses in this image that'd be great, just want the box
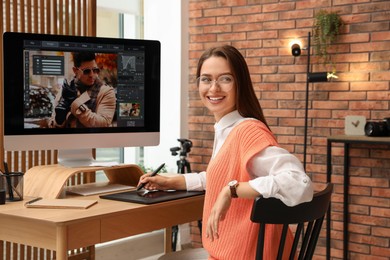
[49,51,116,128]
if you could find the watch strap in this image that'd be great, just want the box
[229,180,239,198]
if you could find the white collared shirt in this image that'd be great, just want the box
[184,110,313,206]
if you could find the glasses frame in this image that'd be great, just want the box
[196,74,235,91]
[76,67,100,75]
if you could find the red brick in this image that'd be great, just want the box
[350,22,390,33]
[351,41,390,52]
[203,24,232,34]
[371,246,390,258]
[203,7,231,17]
[372,187,390,198]
[351,81,389,91]
[372,31,390,41]
[232,5,262,15]
[372,226,390,237]
[371,207,390,218]
[263,2,295,12]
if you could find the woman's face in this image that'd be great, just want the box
[198,56,236,122]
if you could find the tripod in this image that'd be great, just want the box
[170,139,202,251]
[171,139,192,174]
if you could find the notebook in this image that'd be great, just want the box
[25,198,98,209]
[100,190,205,204]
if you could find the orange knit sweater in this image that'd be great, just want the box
[202,119,294,260]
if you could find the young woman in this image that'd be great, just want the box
[138,45,313,259]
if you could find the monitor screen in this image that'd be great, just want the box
[2,32,160,166]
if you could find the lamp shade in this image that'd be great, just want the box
[291,43,301,56]
[308,72,328,82]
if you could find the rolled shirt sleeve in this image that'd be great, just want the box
[248,146,313,206]
[184,171,207,191]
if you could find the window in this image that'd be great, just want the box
[95,0,144,173]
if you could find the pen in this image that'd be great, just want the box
[25,197,42,206]
[136,163,165,191]
[3,161,14,200]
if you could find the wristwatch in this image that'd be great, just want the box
[228,180,239,198]
[78,104,87,112]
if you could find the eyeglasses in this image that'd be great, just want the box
[196,74,234,91]
[77,67,100,75]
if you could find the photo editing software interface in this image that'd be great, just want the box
[23,38,145,129]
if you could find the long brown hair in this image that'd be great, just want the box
[196,45,270,130]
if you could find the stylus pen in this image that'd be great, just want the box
[136,163,165,191]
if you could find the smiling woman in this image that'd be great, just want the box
[138,45,313,259]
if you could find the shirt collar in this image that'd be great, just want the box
[214,110,244,132]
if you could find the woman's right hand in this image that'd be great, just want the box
[138,174,170,190]
[138,173,187,191]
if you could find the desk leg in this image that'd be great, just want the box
[56,226,68,260]
[326,140,332,260]
[164,227,173,254]
[343,143,350,260]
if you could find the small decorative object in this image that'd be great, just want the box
[313,10,342,67]
[345,116,366,136]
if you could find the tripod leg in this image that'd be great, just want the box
[171,225,179,251]
[185,161,192,173]
[198,220,202,236]
[170,160,185,251]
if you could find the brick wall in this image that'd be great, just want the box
[187,0,390,259]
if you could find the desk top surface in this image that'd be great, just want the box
[328,135,390,144]
[0,194,204,224]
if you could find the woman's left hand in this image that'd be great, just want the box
[206,186,232,242]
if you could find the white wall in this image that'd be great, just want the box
[124,0,189,173]
[97,0,141,14]
[95,0,192,252]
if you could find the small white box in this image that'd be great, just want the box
[345,116,366,135]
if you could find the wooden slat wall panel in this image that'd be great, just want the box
[0,1,97,259]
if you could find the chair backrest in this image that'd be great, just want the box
[250,183,333,260]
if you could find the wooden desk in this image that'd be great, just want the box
[0,194,204,260]
[326,135,390,260]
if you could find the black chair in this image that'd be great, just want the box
[250,183,333,260]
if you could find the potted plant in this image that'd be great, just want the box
[138,163,167,174]
[312,10,342,69]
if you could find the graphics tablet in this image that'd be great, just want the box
[100,190,205,204]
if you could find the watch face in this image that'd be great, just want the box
[229,180,238,186]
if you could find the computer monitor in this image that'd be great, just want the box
[2,32,161,166]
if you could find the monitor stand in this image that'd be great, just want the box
[23,164,144,199]
[58,149,97,167]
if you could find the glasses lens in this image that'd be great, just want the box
[218,75,233,85]
[82,68,92,75]
[197,76,210,86]
[80,67,100,75]
[197,75,234,91]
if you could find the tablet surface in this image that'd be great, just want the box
[100,190,204,204]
